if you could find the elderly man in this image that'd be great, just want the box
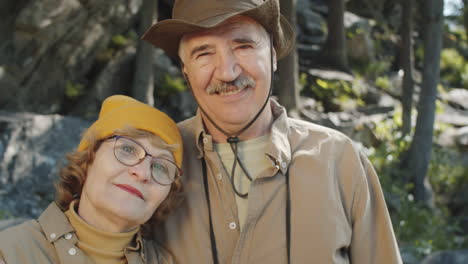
[143,0,402,263]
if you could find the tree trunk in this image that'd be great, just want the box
[277,0,300,111]
[406,0,444,205]
[325,0,349,71]
[132,0,157,106]
[401,0,415,136]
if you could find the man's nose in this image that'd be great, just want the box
[128,157,152,183]
[214,49,241,82]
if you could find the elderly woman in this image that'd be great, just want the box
[0,95,183,264]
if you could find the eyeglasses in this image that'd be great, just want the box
[107,136,182,185]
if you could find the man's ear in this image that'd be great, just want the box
[180,62,192,89]
[179,59,186,74]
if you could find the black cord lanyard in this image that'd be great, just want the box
[202,158,291,263]
[202,159,220,264]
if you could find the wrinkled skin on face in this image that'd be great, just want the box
[179,15,277,142]
[79,137,173,232]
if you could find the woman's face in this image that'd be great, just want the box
[78,136,173,232]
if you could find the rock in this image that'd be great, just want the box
[0,0,143,114]
[94,46,136,102]
[158,91,198,123]
[347,0,399,27]
[297,9,327,46]
[440,89,468,110]
[437,127,459,147]
[153,48,182,89]
[308,68,355,81]
[455,126,468,148]
[421,250,468,264]
[70,46,137,117]
[400,248,420,264]
[345,12,376,64]
[437,105,468,127]
[299,104,392,148]
[296,0,328,64]
[0,111,91,218]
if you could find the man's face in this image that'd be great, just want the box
[179,16,276,133]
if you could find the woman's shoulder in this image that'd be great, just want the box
[0,219,45,244]
[0,218,59,263]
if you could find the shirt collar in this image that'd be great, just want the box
[265,99,292,175]
[194,98,292,175]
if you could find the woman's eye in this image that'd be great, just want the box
[121,145,135,154]
[153,162,168,173]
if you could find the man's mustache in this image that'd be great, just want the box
[206,75,256,95]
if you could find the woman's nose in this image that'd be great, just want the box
[128,156,152,183]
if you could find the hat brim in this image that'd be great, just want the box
[142,0,294,60]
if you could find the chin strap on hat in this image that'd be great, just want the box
[182,34,275,198]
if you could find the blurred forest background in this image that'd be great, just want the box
[0,0,467,263]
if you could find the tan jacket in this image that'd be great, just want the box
[0,202,172,264]
[154,99,402,264]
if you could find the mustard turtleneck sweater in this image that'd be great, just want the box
[65,200,140,264]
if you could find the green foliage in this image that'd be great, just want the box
[415,45,425,69]
[440,48,468,88]
[463,64,468,88]
[0,210,12,220]
[354,59,392,81]
[430,149,468,194]
[375,76,392,91]
[346,27,365,39]
[65,81,85,99]
[302,78,363,112]
[96,32,136,63]
[395,200,464,258]
[156,74,186,97]
[96,48,116,63]
[367,118,468,260]
[111,34,130,47]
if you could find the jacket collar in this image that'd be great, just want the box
[38,202,147,264]
[194,98,292,175]
[38,202,75,243]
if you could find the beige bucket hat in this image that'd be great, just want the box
[142,0,295,60]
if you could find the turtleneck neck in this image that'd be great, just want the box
[65,200,140,264]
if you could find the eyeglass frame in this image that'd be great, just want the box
[104,135,183,185]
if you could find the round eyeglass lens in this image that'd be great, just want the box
[151,159,177,185]
[114,137,145,166]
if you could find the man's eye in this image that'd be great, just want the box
[238,45,252,49]
[197,52,212,58]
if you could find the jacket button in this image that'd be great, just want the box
[229,222,237,230]
[68,248,77,255]
[50,233,56,239]
[65,233,72,240]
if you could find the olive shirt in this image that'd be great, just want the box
[153,99,402,264]
[0,202,172,264]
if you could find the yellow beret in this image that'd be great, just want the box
[77,95,183,167]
